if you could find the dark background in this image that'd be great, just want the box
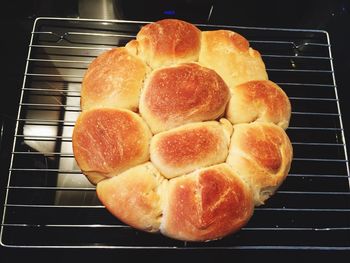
[0,0,349,261]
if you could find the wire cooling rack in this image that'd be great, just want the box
[0,17,349,250]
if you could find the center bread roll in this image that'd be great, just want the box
[150,119,232,179]
[139,63,231,134]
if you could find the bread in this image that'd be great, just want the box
[126,19,201,68]
[226,80,291,129]
[226,122,293,205]
[150,119,232,179]
[139,63,230,133]
[199,30,268,90]
[72,19,293,242]
[97,162,166,232]
[160,164,254,241]
[72,108,152,184]
[81,47,147,112]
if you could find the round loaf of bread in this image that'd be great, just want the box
[72,108,152,184]
[160,163,254,241]
[226,80,291,129]
[139,63,231,134]
[226,122,293,206]
[126,19,201,68]
[150,119,232,179]
[73,19,293,242]
[81,47,147,112]
[199,30,268,90]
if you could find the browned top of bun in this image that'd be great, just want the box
[155,125,220,165]
[150,120,231,178]
[161,164,254,241]
[226,122,293,205]
[140,63,230,133]
[72,108,152,184]
[237,124,288,171]
[245,127,284,172]
[199,30,268,90]
[96,162,165,232]
[81,47,147,112]
[226,80,291,129]
[132,19,201,68]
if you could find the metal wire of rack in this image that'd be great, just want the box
[0,17,349,250]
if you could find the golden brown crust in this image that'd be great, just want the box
[96,162,165,232]
[150,121,231,179]
[160,164,254,241]
[125,39,139,56]
[226,80,291,129]
[226,122,293,205]
[73,19,293,242]
[199,30,268,90]
[140,63,230,133]
[134,19,201,68]
[81,47,147,112]
[72,108,152,184]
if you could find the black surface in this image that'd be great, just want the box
[1,0,350,261]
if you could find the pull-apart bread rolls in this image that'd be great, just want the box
[81,47,147,112]
[72,18,293,242]
[199,30,268,90]
[150,119,232,179]
[161,164,254,241]
[226,122,293,206]
[140,63,230,134]
[126,19,201,69]
[97,162,166,232]
[226,80,291,129]
[72,108,152,185]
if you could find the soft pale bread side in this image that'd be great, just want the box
[226,122,293,206]
[81,47,147,112]
[150,119,232,179]
[199,30,268,90]
[139,63,230,134]
[226,80,291,129]
[160,164,254,241]
[72,108,152,184]
[97,162,166,232]
[127,19,201,68]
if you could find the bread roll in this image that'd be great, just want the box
[226,80,291,129]
[199,30,268,90]
[160,164,254,241]
[150,120,232,179]
[72,19,294,242]
[72,108,152,184]
[81,47,147,112]
[97,162,166,232]
[139,63,230,133]
[127,19,201,68]
[226,122,293,206]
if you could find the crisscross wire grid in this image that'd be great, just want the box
[0,17,349,250]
